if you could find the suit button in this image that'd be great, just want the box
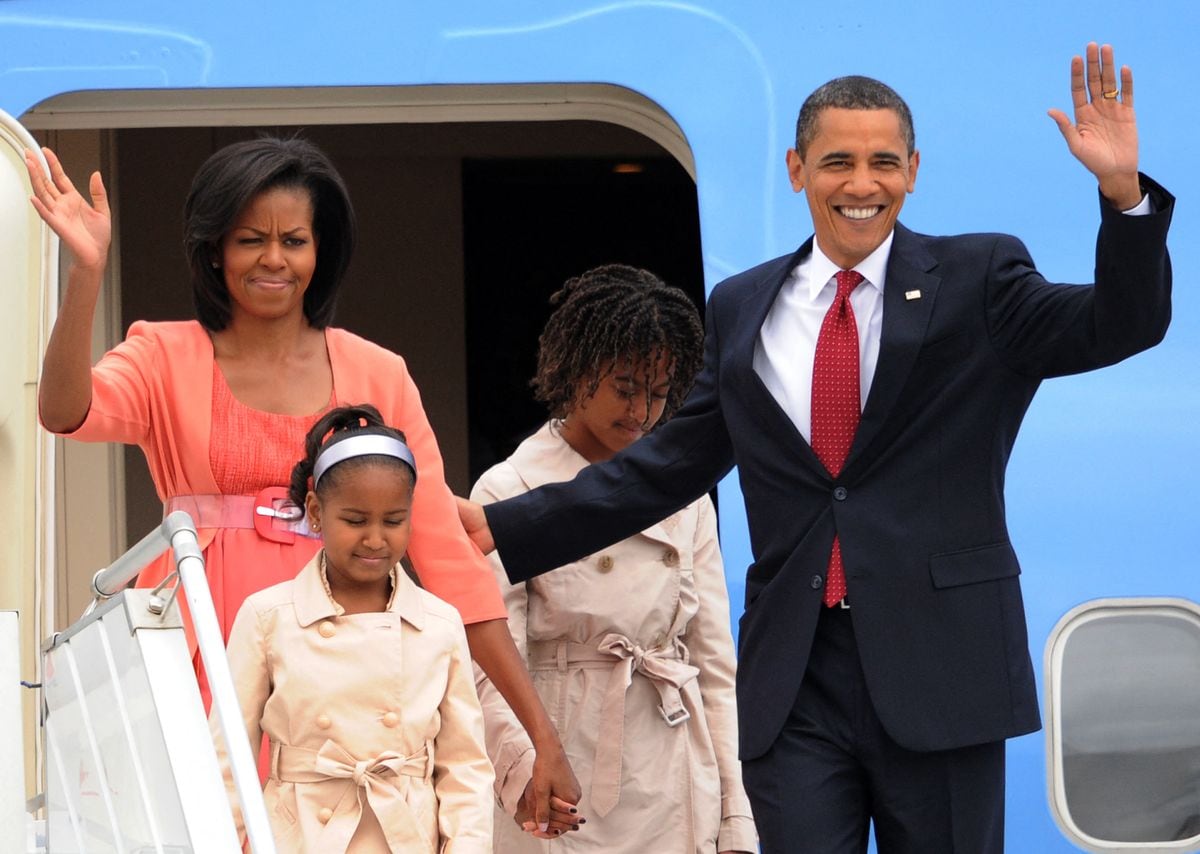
[317,807,333,824]
[598,555,614,572]
[382,711,399,728]
[662,549,680,567]
[318,621,336,638]
[810,575,824,589]
[316,714,331,730]
[833,487,848,501]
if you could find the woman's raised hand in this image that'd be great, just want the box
[30,146,115,432]
[25,146,111,271]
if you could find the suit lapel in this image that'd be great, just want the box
[730,241,829,475]
[845,224,940,471]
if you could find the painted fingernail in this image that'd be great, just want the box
[569,807,578,814]
[538,822,549,833]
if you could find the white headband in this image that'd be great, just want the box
[312,434,417,488]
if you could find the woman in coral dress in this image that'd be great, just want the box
[26,137,579,829]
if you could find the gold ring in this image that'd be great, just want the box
[1102,89,1119,99]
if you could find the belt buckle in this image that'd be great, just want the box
[252,486,304,544]
[659,705,690,727]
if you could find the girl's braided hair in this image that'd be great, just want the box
[532,264,704,425]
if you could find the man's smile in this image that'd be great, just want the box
[836,205,884,220]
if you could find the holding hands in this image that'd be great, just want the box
[25,147,111,272]
[515,787,583,838]
[1048,42,1142,210]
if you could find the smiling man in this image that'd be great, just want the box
[460,43,1174,852]
[786,102,918,271]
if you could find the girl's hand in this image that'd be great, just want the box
[516,789,583,838]
[518,746,583,837]
[25,146,111,271]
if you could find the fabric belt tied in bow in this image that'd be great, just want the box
[273,738,433,852]
[528,634,699,817]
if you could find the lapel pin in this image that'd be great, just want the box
[904,289,922,301]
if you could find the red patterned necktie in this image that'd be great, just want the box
[811,269,864,607]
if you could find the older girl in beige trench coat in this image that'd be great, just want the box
[471,266,756,853]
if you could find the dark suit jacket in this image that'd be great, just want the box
[487,176,1174,760]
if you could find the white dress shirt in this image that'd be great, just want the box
[753,234,893,443]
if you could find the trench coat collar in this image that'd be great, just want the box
[292,551,426,631]
[507,422,680,547]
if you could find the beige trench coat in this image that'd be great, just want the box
[217,551,494,853]
[471,423,756,853]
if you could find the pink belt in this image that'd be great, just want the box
[164,487,318,544]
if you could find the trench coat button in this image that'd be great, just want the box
[382,711,399,728]
[316,714,332,730]
[598,555,614,572]
[810,575,824,589]
[318,621,336,638]
[662,548,680,567]
[317,807,333,824]
[833,487,848,501]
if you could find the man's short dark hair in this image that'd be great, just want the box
[794,75,916,158]
[183,136,356,331]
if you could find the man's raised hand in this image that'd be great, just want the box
[1048,42,1142,210]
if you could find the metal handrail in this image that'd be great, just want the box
[87,510,276,853]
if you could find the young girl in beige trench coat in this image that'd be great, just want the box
[218,405,494,853]
[472,266,757,853]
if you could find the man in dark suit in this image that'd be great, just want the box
[460,43,1173,852]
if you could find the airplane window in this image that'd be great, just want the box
[1046,599,1200,851]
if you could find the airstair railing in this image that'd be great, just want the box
[44,510,275,852]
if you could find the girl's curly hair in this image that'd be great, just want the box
[532,264,703,426]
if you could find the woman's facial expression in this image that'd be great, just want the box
[220,186,318,323]
[306,463,413,597]
[562,351,673,463]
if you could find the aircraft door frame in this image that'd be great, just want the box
[0,108,59,797]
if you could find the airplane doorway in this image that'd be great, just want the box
[462,154,703,482]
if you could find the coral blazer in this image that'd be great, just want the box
[57,319,504,635]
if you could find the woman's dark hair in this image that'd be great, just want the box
[183,136,357,332]
[289,404,412,506]
[533,264,704,426]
